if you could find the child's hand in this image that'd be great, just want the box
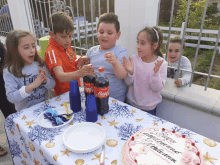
[76,55,90,69]
[174,79,182,87]
[104,52,118,65]
[122,56,134,75]
[41,67,47,84]
[32,69,46,88]
[79,64,95,77]
[154,59,164,74]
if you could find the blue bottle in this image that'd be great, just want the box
[69,80,81,113]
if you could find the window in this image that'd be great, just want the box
[212,3,218,7]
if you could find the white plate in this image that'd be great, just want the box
[63,122,106,153]
[37,105,74,129]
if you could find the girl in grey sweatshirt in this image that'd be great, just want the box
[3,30,55,111]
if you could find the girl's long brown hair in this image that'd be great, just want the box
[138,26,163,58]
[3,30,44,77]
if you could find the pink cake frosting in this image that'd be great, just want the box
[123,127,204,165]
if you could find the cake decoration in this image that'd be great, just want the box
[122,127,204,165]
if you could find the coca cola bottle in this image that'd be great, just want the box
[83,73,96,107]
[94,67,109,115]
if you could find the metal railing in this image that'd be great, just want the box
[23,0,112,54]
[2,0,220,91]
[161,0,220,91]
[0,0,14,37]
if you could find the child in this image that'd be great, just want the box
[167,36,192,87]
[122,26,168,116]
[86,13,128,102]
[45,11,94,96]
[0,40,16,118]
[3,30,56,111]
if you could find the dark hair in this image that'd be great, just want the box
[97,13,120,32]
[138,26,163,58]
[49,11,74,34]
[169,35,186,49]
[3,30,44,78]
[0,41,6,72]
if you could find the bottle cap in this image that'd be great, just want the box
[98,67,104,72]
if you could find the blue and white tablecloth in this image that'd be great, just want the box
[5,87,220,165]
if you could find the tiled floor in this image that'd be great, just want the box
[0,110,13,165]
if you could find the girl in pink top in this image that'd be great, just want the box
[122,26,168,116]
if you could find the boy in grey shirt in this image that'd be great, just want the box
[87,13,128,102]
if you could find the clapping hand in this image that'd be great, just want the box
[153,60,164,74]
[104,52,118,65]
[33,68,47,88]
[122,56,134,75]
[41,67,47,84]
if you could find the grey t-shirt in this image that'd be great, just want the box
[86,45,128,102]
[167,56,192,86]
[3,61,56,111]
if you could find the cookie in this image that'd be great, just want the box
[203,138,217,147]
[39,150,44,156]
[16,124,20,132]
[112,99,117,103]
[55,98,61,101]
[106,139,118,147]
[45,142,55,148]
[75,159,85,165]
[111,160,117,165]
[53,154,58,161]
[96,122,102,126]
[29,142,35,151]
[23,153,27,158]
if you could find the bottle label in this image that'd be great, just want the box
[84,82,94,93]
[94,86,109,98]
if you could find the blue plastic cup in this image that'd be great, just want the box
[69,80,81,113]
[86,95,98,122]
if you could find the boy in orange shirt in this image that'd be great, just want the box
[45,11,94,96]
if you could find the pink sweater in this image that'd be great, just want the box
[125,55,168,111]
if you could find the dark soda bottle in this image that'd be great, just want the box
[94,67,109,115]
[83,74,96,107]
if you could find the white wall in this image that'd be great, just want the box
[115,0,160,56]
[7,0,33,33]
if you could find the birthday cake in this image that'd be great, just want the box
[123,127,204,165]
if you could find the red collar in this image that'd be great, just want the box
[49,38,70,51]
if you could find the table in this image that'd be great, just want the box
[5,87,220,165]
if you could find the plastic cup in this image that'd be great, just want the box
[69,80,81,113]
[85,95,98,122]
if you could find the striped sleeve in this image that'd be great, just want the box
[45,49,62,72]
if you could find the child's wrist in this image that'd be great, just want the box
[112,59,120,67]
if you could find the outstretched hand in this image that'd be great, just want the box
[153,59,164,73]
[122,56,134,75]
